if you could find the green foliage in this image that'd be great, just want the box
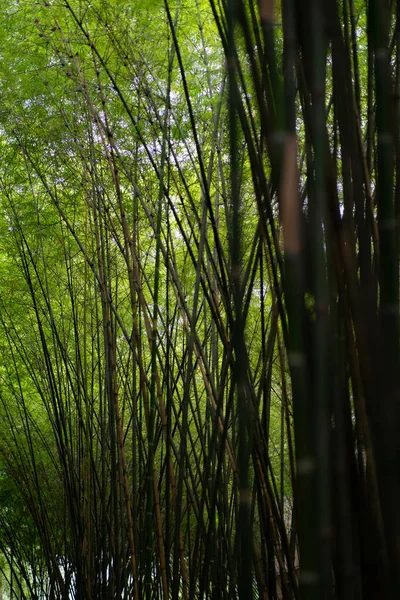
[0,0,397,599]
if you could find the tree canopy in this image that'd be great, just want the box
[0,0,398,599]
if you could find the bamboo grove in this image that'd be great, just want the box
[0,0,397,598]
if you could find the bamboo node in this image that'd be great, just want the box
[297,457,316,475]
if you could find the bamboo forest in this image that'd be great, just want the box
[0,0,398,598]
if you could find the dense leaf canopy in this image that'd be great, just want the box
[0,1,398,599]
